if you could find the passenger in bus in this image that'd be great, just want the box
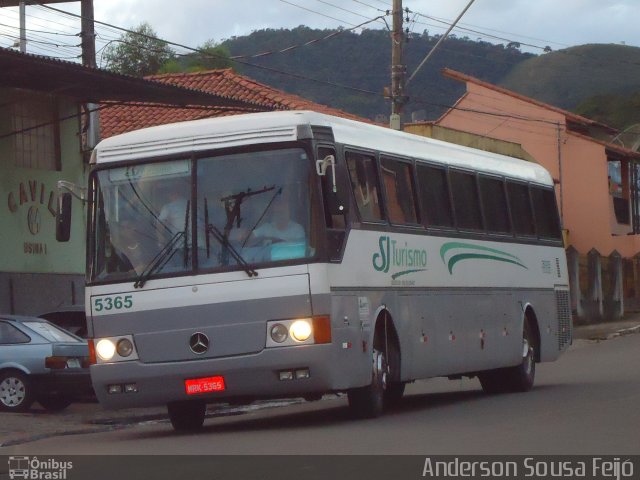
[249,195,305,243]
[158,186,189,237]
[109,216,154,275]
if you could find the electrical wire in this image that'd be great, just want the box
[229,15,387,60]
[279,0,359,27]
[313,0,387,25]
[12,0,631,140]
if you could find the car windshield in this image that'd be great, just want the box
[23,322,80,343]
[90,147,315,283]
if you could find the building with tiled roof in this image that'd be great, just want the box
[100,68,369,139]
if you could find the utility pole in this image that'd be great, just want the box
[18,0,26,53]
[389,0,406,130]
[80,0,96,68]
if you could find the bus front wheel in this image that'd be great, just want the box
[167,400,206,431]
[347,347,387,418]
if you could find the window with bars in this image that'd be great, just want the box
[9,91,60,171]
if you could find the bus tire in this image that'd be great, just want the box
[383,339,404,406]
[384,381,405,406]
[347,347,387,418]
[167,400,206,431]
[479,318,536,394]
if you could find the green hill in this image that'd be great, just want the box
[221,31,640,129]
[500,44,640,110]
[221,27,534,121]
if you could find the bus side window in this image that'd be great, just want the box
[507,181,536,236]
[479,175,511,234]
[346,151,384,222]
[416,164,454,228]
[450,169,483,231]
[531,186,562,239]
[380,157,418,225]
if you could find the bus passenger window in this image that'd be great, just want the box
[507,181,535,236]
[450,170,483,231]
[416,164,454,228]
[346,152,384,222]
[479,175,511,234]
[381,157,418,224]
[531,186,562,239]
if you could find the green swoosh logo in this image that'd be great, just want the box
[440,242,527,274]
[391,269,427,280]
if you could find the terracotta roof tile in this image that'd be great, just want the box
[100,68,369,138]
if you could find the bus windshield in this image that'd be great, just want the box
[90,147,315,283]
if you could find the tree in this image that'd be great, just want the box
[103,22,175,77]
[157,40,235,74]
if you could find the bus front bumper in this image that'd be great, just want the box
[90,343,352,409]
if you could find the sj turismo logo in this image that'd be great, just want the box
[440,242,527,274]
[8,456,73,479]
[372,235,427,281]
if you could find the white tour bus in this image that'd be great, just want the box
[57,111,571,431]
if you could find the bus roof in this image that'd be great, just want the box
[94,110,554,185]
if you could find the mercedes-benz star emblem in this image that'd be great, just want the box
[189,332,209,355]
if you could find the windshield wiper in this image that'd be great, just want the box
[134,231,184,288]
[134,200,190,288]
[241,187,282,247]
[206,223,258,277]
[202,186,276,277]
[204,196,257,278]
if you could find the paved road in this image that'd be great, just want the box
[4,334,640,455]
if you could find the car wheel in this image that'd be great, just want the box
[37,395,73,412]
[0,371,34,412]
[167,400,206,432]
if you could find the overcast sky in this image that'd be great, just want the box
[0,0,638,61]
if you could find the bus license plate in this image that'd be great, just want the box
[185,376,225,395]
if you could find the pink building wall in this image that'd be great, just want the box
[436,72,640,257]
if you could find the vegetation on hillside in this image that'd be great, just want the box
[221,27,534,121]
[103,24,640,131]
[500,44,640,111]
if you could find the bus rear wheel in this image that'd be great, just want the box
[479,319,536,394]
[167,400,206,431]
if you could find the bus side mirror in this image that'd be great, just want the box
[56,193,72,242]
[317,155,349,216]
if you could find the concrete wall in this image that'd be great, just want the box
[404,123,537,163]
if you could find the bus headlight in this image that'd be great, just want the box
[290,320,312,342]
[265,316,331,348]
[96,339,116,362]
[117,338,134,357]
[93,335,139,363]
[270,324,288,343]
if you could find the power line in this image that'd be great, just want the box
[0,101,268,141]
[350,0,387,14]
[229,15,387,60]
[278,0,359,27]
[30,1,383,98]
[21,0,630,139]
[313,0,386,25]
